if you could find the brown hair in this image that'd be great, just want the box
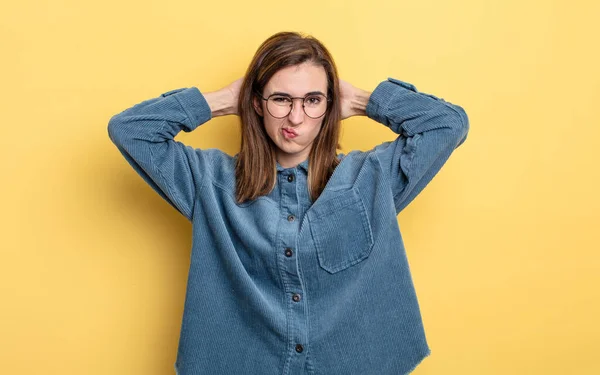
[235,31,342,203]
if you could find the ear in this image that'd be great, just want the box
[252,96,264,117]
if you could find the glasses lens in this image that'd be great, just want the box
[267,96,293,118]
[303,94,327,118]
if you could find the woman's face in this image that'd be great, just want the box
[254,62,328,168]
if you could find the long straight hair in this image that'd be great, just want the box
[235,31,342,203]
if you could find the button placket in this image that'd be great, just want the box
[276,168,309,368]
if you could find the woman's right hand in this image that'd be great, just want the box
[225,78,243,115]
[204,78,243,117]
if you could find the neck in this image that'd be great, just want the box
[277,153,309,169]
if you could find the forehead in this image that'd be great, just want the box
[265,62,327,95]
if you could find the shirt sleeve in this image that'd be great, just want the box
[107,87,213,221]
[365,77,469,214]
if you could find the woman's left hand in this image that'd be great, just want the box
[339,79,372,120]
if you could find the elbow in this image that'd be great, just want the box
[445,104,469,149]
[107,115,126,145]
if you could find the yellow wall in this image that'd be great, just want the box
[2,0,598,374]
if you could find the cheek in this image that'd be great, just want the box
[308,121,324,140]
[263,118,284,138]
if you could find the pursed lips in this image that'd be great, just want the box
[282,127,298,137]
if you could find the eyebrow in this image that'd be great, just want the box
[270,91,326,97]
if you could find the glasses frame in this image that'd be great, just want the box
[256,91,333,119]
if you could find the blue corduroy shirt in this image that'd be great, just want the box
[107,77,469,375]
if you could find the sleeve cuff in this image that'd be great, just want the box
[366,78,417,123]
[162,87,213,131]
[365,78,413,131]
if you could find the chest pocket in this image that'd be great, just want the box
[308,187,374,274]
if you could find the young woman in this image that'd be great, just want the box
[108,31,469,375]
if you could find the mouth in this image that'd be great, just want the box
[282,128,298,139]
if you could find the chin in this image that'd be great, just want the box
[277,142,302,154]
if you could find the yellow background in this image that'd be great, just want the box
[1,0,598,374]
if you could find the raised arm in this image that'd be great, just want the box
[342,77,469,214]
[107,79,241,220]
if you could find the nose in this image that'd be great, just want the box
[288,98,305,126]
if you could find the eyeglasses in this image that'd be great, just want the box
[256,92,332,119]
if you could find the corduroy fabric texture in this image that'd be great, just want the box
[107,77,469,375]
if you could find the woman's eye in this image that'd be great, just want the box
[272,97,291,103]
[306,97,321,104]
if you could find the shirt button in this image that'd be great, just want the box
[295,344,304,353]
[287,214,295,222]
[292,293,301,302]
[284,248,293,257]
[287,174,295,182]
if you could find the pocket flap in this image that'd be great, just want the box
[309,188,374,274]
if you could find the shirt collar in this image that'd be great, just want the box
[276,158,309,173]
